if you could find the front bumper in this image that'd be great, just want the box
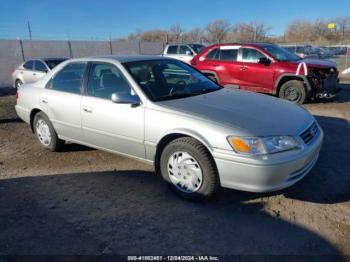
[213,127,323,192]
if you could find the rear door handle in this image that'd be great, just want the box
[41,97,48,104]
[240,66,248,71]
[33,73,36,76]
[82,105,93,113]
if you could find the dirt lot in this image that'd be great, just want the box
[0,85,350,258]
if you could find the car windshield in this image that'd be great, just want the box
[263,45,301,61]
[123,59,221,102]
[45,59,67,69]
[188,44,205,54]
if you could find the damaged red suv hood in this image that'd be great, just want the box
[287,58,337,70]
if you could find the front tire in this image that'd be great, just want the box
[278,80,307,104]
[160,137,220,200]
[33,112,64,152]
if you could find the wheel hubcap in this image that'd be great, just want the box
[284,86,300,102]
[167,151,203,193]
[36,119,51,146]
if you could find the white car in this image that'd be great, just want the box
[162,44,205,64]
[12,58,67,88]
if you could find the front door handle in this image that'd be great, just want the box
[33,73,36,76]
[41,97,48,104]
[82,105,93,113]
[240,65,248,71]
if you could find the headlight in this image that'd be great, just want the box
[227,136,299,155]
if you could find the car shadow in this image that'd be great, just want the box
[59,143,96,152]
[0,117,22,124]
[0,170,345,258]
[314,83,350,104]
[0,87,16,97]
[279,115,350,204]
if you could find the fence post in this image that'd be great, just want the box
[67,40,73,58]
[19,39,25,61]
[109,38,113,55]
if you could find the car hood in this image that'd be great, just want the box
[157,88,314,137]
[288,58,337,69]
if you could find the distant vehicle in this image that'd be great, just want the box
[15,56,323,200]
[282,45,318,59]
[191,43,340,104]
[12,58,67,88]
[162,43,205,64]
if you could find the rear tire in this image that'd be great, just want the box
[160,137,220,200]
[279,80,307,105]
[33,112,64,152]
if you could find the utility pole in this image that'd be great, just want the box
[27,21,32,40]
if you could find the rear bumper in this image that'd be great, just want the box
[213,127,323,192]
[15,105,30,124]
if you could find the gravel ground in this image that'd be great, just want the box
[0,85,350,259]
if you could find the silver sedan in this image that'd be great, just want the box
[15,56,323,200]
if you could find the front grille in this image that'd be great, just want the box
[300,122,319,144]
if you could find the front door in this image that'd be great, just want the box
[81,62,145,159]
[239,48,275,93]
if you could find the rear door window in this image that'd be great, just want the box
[48,63,86,94]
[34,60,47,72]
[206,48,219,60]
[167,45,178,54]
[219,49,238,61]
[23,60,34,70]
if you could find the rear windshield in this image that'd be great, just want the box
[45,59,67,69]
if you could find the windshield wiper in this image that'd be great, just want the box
[156,93,195,101]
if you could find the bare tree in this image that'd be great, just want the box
[285,20,314,43]
[205,20,231,43]
[169,24,184,43]
[335,17,350,41]
[231,21,271,42]
[183,27,204,43]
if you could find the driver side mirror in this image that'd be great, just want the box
[111,92,141,107]
[259,57,271,66]
[186,50,193,56]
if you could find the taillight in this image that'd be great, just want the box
[16,90,19,99]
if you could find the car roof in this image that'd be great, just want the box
[70,55,172,63]
[209,42,276,48]
[26,57,68,62]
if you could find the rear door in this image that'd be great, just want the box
[200,46,244,87]
[32,60,48,82]
[39,62,86,141]
[21,60,35,83]
[239,47,275,93]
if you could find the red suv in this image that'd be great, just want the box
[191,43,339,104]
